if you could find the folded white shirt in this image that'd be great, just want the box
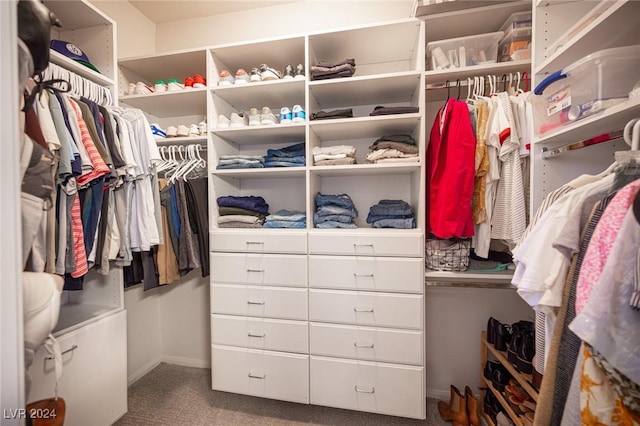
[312,145,356,156]
[366,148,418,162]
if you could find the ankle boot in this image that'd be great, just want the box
[438,385,469,426]
[465,386,480,426]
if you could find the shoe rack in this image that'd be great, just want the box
[479,331,538,426]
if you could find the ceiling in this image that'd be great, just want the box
[129,0,303,24]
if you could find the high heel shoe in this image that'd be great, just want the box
[438,385,469,426]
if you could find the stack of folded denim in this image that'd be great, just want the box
[264,209,306,229]
[217,195,269,228]
[366,199,415,229]
[313,192,358,229]
[263,142,305,167]
[310,58,356,80]
[366,134,420,164]
[217,154,264,169]
[312,145,356,166]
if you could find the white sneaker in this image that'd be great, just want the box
[230,112,248,128]
[176,124,189,137]
[217,115,230,129]
[280,107,292,124]
[292,104,306,123]
[135,81,154,95]
[261,106,278,125]
[189,124,201,137]
[166,125,178,137]
[127,83,136,95]
[248,108,261,126]
[154,80,168,93]
[198,118,208,135]
[167,78,183,91]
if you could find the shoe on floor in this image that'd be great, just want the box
[234,69,250,85]
[219,70,234,86]
[283,64,294,80]
[135,81,154,95]
[250,67,261,83]
[166,125,178,137]
[261,106,279,125]
[230,112,249,128]
[280,107,292,123]
[154,80,167,93]
[216,115,230,129]
[176,124,190,137]
[150,123,167,139]
[259,64,282,81]
[294,63,305,79]
[292,104,306,123]
[184,76,194,89]
[167,78,183,91]
[193,73,206,88]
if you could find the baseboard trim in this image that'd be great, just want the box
[128,356,163,385]
[161,355,209,369]
[426,388,449,400]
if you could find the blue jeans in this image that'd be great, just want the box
[263,161,305,168]
[264,220,306,228]
[315,193,355,209]
[267,210,306,222]
[315,221,357,229]
[371,218,416,229]
[366,214,414,224]
[266,142,305,158]
[313,213,354,224]
[368,199,413,217]
[316,205,358,218]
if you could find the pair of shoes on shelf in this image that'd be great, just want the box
[484,392,506,425]
[216,112,249,128]
[487,316,513,352]
[184,73,206,89]
[154,120,207,138]
[282,63,305,80]
[250,107,278,125]
[218,69,251,86]
[279,105,306,124]
[153,78,184,92]
[506,321,535,374]
[130,81,154,95]
[438,385,480,426]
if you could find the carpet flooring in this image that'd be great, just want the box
[115,363,451,426]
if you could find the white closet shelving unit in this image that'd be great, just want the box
[417,0,532,287]
[25,2,127,425]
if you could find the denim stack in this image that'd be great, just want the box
[366,199,415,229]
[366,134,420,164]
[216,154,264,169]
[313,193,358,229]
[263,209,306,229]
[217,195,269,228]
[263,142,305,167]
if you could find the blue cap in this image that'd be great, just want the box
[50,40,100,73]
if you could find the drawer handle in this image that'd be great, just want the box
[46,344,77,360]
[354,342,374,348]
[353,273,374,277]
[246,241,264,245]
[354,385,375,394]
[246,269,264,273]
[353,244,374,248]
[247,300,266,305]
[248,373,266,379]
[248,332,266,338]
[354,307,374,313]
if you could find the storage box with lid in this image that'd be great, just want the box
[532,45,640,136]
[498,28,532,62]
[426,32,503,71]
[499,11,532,37]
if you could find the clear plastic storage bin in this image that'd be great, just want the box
[499,11,532,37]
[532,45,640,136]
[426,32,503,71]
[498,28,532,62]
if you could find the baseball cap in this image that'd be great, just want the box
[50,39,101,74]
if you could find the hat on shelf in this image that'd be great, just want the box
[50,39,101,73]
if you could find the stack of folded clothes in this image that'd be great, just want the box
[310,108,353,121]
[217,195,269,228]
[263,142,305,167]
[264,209,306,229]
[366,199,416,229]
[369,105,419,116]
[312,145,356,166]
[313,192,358,229]
[310,58,356,80]
[217,154,264,169]
[366,134,420,164]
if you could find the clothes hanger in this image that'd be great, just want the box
[456,79,461,100]
[466,77,473,102]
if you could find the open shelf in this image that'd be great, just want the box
[212,123,305,145]
[49,50,114,86]
[54,304,121,336]
[155,136,207,146]
[535,0,640,75]
[310,114,421,140]
[120,88,207,118]
[119,49,207,83]
[425,270,515,287]
[211,79,305,109]
[425,60,531,86]
[310,163,420,177]
[212,167,305,179]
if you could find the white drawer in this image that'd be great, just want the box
[211,284,308,320]
[309,289,423,329]
[310,356,425,419]
[210,253,307,287]
[212,314,308,354]
[308,255,423,293]
[27,311,127,426]
[310,323,423,365]
[210,230,307,253]
[308,231,423,257]
[212,345,309,404]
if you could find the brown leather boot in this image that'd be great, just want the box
[465,386,480,426]
[438,385,469,426]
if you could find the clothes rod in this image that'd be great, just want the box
[541,129,623,160]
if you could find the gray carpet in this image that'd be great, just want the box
[115,363,449,426]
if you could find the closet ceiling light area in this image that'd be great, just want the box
[129,0,304,23]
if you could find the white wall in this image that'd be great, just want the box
[91,0,156,58]
[156,0,414,51]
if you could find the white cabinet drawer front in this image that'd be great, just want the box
[212,345,309,404]
[27,311,127,426]
[309,289,423,329]
[211,284,308,320]
[210,253,307,287]
[212,314,308,353]
[310,323,423,365]
[310,356,425,419]
[308,255,423,293]
[308,231,423,257]
[210,230,307,253]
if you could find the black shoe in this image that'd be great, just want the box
[516,329,535,374]
[294,63,305,79]
[487,317,498,345]
[491,364,511,392]
[495,323,512,352]
[484,360,500,381]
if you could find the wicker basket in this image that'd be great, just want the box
[425,238,471,271]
